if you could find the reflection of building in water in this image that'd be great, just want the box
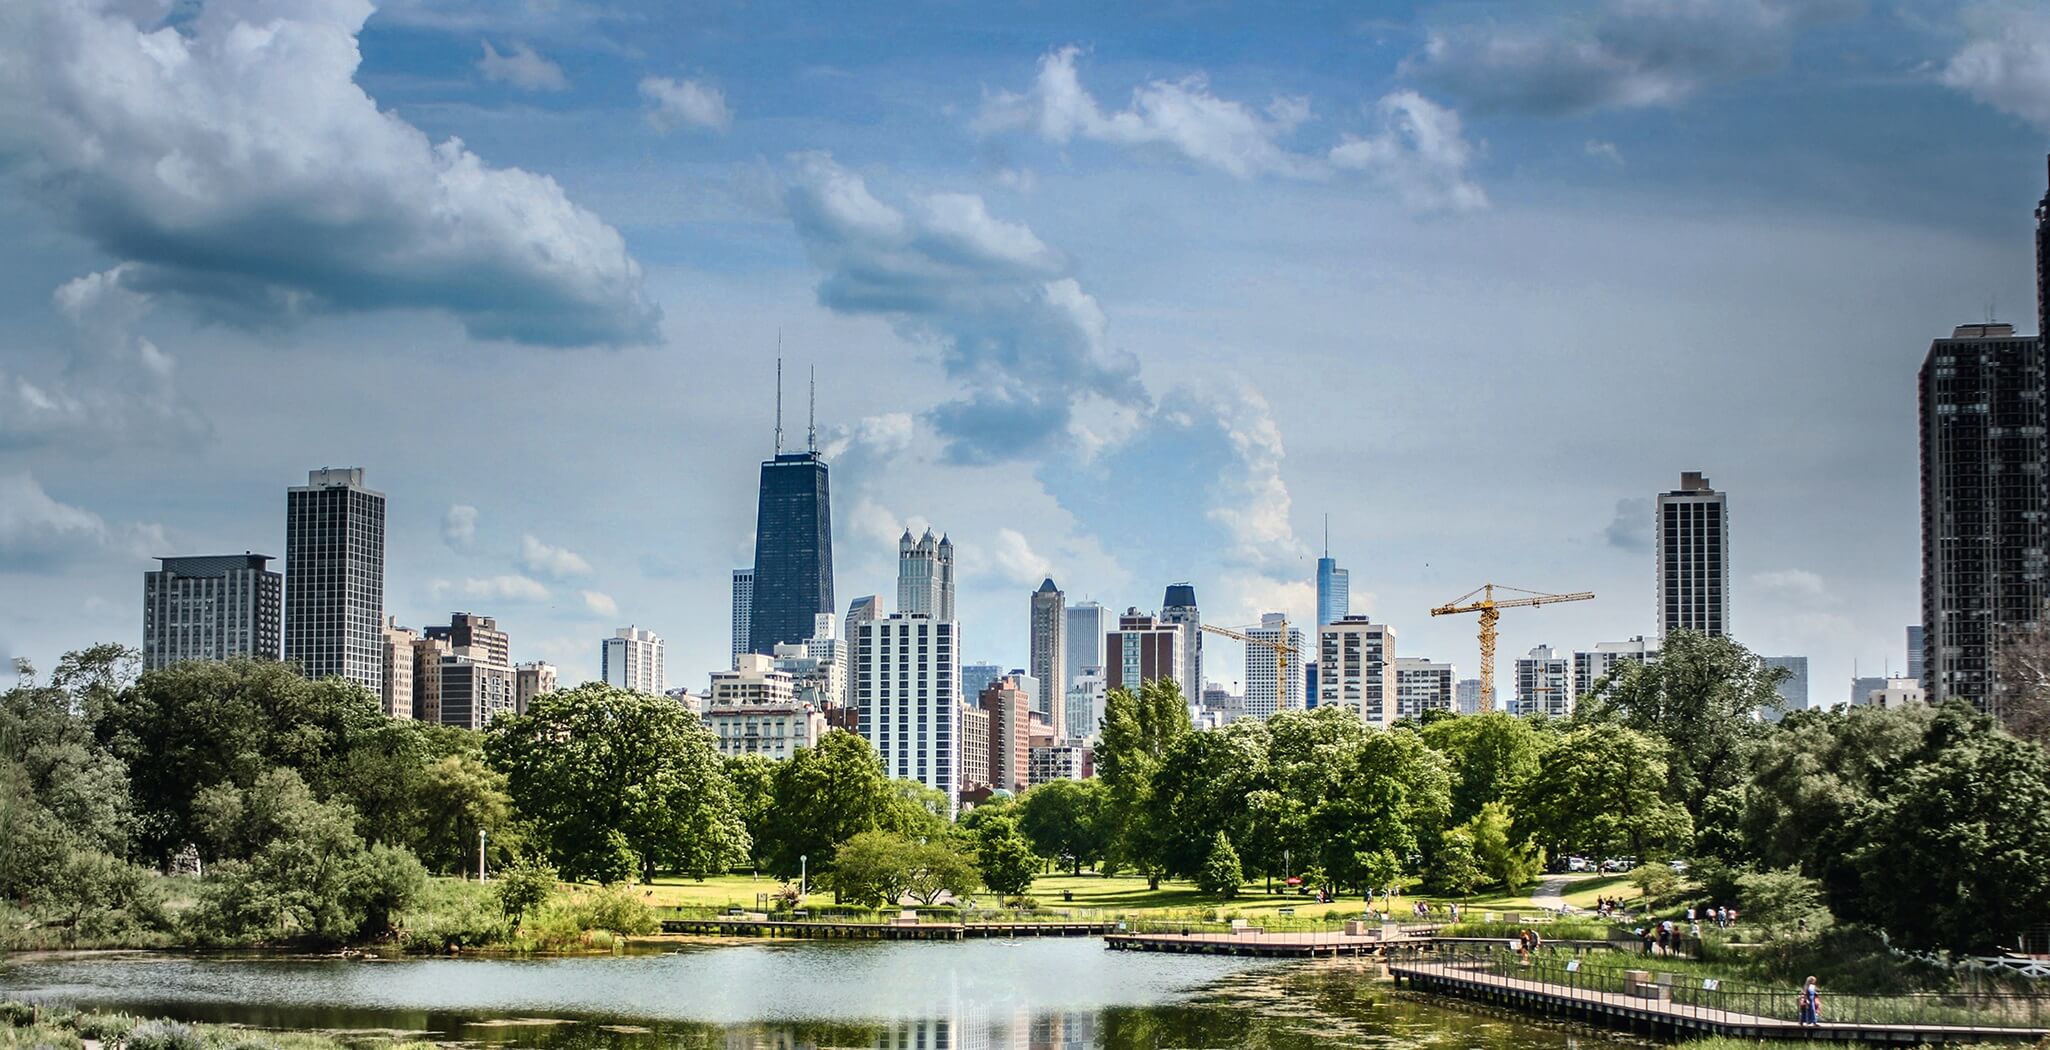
[1031,1012,1095,1049]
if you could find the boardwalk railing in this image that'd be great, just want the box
[1407,948,2050,1030]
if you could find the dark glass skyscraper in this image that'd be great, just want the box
[748,450,835,653]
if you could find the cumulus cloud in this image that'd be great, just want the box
[431,575,550,602]
[990,528,1055,586]
[1753,568,1834,605]
[0,0,659,346]
[442,504,478,548]
[1586,139,1625,164]
[518,534,593,579]
[581,590,620,617]
[1407,0,1859,116]
[0,472,164,570]
[1326,92,1488,212]
[975,47,1484,210]
[1603,497,1653,552]
[1942,5,2050,130]
[640,76,732,133]
[784,152,1146,462]
[0,267,210,452]
[479,40,568,92]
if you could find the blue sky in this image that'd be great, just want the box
[5,0,2050,703]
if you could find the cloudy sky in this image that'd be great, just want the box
[4,0,2050,704]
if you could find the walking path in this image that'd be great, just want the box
[1530,875,1572,912]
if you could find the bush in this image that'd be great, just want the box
[395,880,508,952]
[571,885,656,936]
[0,1004,33,1028]
[67,1013,136,1043]
[0,1023,82,1050]
[122,1020,202,1050]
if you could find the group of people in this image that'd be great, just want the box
[1635,919,1684,956]
[1687,904,1740,928]
[1593,896,1632,918]
[1514,927,1545,963]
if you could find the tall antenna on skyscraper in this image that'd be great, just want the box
[808,365,817,452]
[1323,513,1330,558]
[774,338,784,454]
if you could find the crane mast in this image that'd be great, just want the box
[1429,584,1594,713]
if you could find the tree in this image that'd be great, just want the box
[1734,866,1824,936]
[759,730,895,883]
[1514,724,1692,860]
[1308,728,1451,892]
[183,770,380,942]
[972,814,1039,897]
[1433,826,1485,899]
[1578,630,1779,822]
[494,855,559,924]
[40,848,166,947]
[1837,705,2050,954]
[1144,720,1268,879]
[831,831,916,907]
[485,683,747,883]
[1195,832,1243,899]
[723,753,778,870]
[1741,704,1934,879]
[1256,706,1375,886]
[347,844,427,939]
[1016,779,1107,875]
[1465,801,1543,891]
[904,838,979,905]
[1095,679,1192,886]
[410,752,516,874]
[1420,711,1551,826]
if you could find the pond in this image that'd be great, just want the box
[0,939,1638,1049]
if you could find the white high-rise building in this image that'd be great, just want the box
[1064,601,1108,689]
[143,554,283,671]
[1573,636,1659,696]
[1455,678,1490,715]
[601,626,665,694]
[896,528,955,620]
[855,613,959,814]
[730,568,753,660]
[285,468,385,692]
[1030,579,1066,734]
[1065,669,1105,742]
[1248,612,1306,720]
[1657,472,1730,640]
[1393,657,1454,720]
[1514,644,1574,718]
[1161,584,1203,702]
[1317,615,1393,726]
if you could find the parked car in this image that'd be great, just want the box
[1668,859,1690,874]
[1567,856,1591,872]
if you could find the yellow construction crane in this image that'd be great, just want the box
[1429,584,1594,713]
[1201,621,1303,677]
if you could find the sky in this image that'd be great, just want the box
[5,0,2050,706]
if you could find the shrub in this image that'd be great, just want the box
[122,1020,202,1050]
[68,1012,136,1043]
[0,1004,34,1028]
[0,1023,82,1050]
[571,885,656,936]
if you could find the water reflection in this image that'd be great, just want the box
[0,942,1634,1050]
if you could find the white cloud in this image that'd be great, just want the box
[443,504,478,548]
[1753,568,1834,605]
[822,412,919,462]
[1586,139,1625,165]
[990,528,1055,586]
[0,0,658,346]
[975,47,1484,210]
[478,40,568,92]
[975,46,1318,180]
[640,76,732,133]
[0,267,209,451]
[431,575,550,602]
[581,590,620,617]
[518,534,594,579]
[1326,91,1488,212]
[1942,6,2050,130]
[0,471,165,569]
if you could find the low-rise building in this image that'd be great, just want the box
[703,653,824,759]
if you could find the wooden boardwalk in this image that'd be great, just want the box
[1388,959,2050,1044]
[659,917,1114,940]
[1105,928,1436,958]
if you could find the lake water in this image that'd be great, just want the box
[0,939,1632,1049]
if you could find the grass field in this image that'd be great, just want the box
[636,869,1639,920]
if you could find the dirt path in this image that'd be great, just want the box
[1530,875,1573,912]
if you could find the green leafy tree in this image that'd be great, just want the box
[1578,630,1780,824]
[1741,704,1934,880]
[1144,720,1268,879]
[1256,706,1375,885]
[40,848,167,947]
[1465,801,1543,891]
[904,837,980,905]
[183,769,379,943]
[485,683,748,883]
[759,730,895,883]
[1514,724,1692,859]
[1095,679,1192,887]
[1309,728,1451,892]
[1195,831,1243,899]
[411,752,516,874]
[830,831,916,907]
[1420,711,1551,826]
[972,813,1040,897]
[1734,866,1825,936]
[494,855,558,924]
[883,779,955,841]
[1016,779,1107,875]
[723,753,778,870]
[1433,826,1485,899]
[347,843,427,939]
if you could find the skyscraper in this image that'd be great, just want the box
[960,662,1005,707]
[284,468,386,692]
[897,528,955,620]
[1160,584,1202,701]
[379,618,416,719]
[1513,645,1573,718]
[1760,655,1808,719]
[846,594,879,626]
[747,367,834,654]
[1572,637,1658,697]
[602,626,665,693]
[730,568,753,661]
[1455,677,1491,715]
[1393,657,1454,720]
[1905,625,1925,683]
[1656,471,1729,640]
[1105,609,1182,694]
[515,661,557,713]
[1029,579,1066,732]
[1315,520,1349,631]
[142,553,281,670]
[1248,612,1305,719]
[1064,601,1108,688]
[1921,319,2048,713]
[426,613,512,730]
[854,613,959,815]
[1316,615,1391,725]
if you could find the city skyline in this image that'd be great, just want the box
[10,2,2050,698]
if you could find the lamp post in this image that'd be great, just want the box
[800,854,808,899]
[478,829,488,883]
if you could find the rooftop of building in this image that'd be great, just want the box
[153,553,274,575]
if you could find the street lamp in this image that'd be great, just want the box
[479,829,488,883]
[800,854,808,899]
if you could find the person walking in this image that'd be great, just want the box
[1798,977,1822,1027]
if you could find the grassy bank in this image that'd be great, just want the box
[0,1003,433,1050]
